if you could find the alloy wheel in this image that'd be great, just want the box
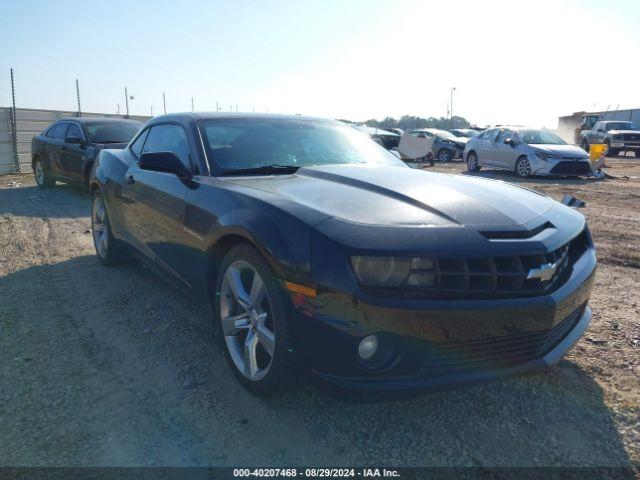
[220,260,275,381]
[34,161,45,186]
[92,194,109,258]
[438,149,451,162]
[467,153,478,171]
[516,157,532,177]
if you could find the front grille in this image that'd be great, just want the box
[419,305,584,376]
[363,229,589,300]
[550,161,592,175]
[621,133,640,141]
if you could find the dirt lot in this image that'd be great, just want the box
[0,158,638,469]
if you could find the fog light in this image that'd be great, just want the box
[358,335,378,360]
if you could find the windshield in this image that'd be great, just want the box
[85,121,142,143]
[199,118,406,173]
[518,129,567,145]
[605,122,636,131]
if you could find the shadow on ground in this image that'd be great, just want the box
[0,254,633,469]
[0,183,88,219]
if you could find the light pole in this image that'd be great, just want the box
[450,87,456,128]
[125,87,130,118]
[163,92,166,114]
[75,79,82,116]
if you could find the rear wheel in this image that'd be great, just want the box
[215,244,295,396]
[515,156,532,178]
[635,150,640,158]
[91,189,128,266]
[466,151,480,172]
[33,158,55,189]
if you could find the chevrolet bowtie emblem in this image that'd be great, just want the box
[526,262,558,282]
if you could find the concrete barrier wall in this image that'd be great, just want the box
[0,107,150,174]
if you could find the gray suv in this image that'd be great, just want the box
[580,121,640,157]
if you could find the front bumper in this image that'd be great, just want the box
[316,307,590,391]
[289,240,596,391]
[530,157,593,176]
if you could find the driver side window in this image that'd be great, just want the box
[142,124,192,170]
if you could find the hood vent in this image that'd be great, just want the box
[480,222,555,240]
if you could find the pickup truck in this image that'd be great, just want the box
[31,117,142,188]
[580,120,640,157]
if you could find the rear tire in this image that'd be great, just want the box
[466,151,480,172]
[515,156,532,178]
[214,243,296,396]
[33,157,55,189]
[91,189,128,266]
[635,150,640,158]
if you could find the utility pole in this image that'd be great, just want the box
[117,104,120,115]
[124,87,130,118]
[150,106,153,116]
[163,92,166,114]
[235,104,238,112]
[450,87,456,129]
[75,79,82,117]
[216,101,219,112]
[10,68,19,173]
[191,97,194,112]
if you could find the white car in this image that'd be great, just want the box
[464,127,592,177]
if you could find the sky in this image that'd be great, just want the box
[1,0,639,128]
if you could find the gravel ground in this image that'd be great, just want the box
[0,157,638,469]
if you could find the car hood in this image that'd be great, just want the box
[223,164,556,228]
[529,144,588,158]
[608,129,640,136]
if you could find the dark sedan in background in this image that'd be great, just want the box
[91,113,596,396]
[31,117,142,188]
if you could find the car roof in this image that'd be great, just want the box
[55,117,142,124]
[149,112,334,123]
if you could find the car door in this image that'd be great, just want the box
[477,128,500,166]
[59,122,86,181]
[492,129,518,169]
[120,123,196,287]
[45,122,70,177]
[590,122,606,144]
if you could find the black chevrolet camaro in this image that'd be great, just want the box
[91,113,596,396]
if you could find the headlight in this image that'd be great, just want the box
[350,256,410,287]
[534,151,559,161]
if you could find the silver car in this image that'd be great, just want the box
[464,127,592,177]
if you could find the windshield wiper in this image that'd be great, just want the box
[220,164,300,176]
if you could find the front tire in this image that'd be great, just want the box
[91,189,128,266]
[215,244,295,396]
[515,156,532,178]
[437,148,452,163]
[33,158,55,189]
[466,151,480,172]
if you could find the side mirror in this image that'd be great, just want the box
[65,136,83,145]
[504,138,517,146]
[139,151,192,178]
[390,149,402,159]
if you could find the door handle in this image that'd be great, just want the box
[125,174,135,185]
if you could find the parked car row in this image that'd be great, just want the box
[30,113,596,397]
